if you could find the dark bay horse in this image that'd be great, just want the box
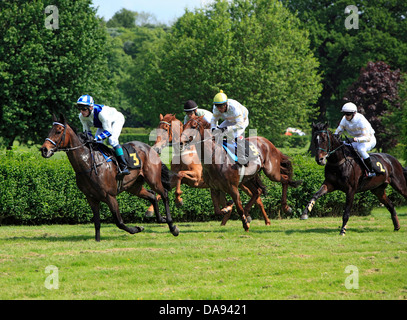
[40,114,179,241]
[180,115,301,231]
[301,122,407,235]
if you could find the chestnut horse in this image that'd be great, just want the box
[180,115,301,231]
[301,123,407,235]
[40,114,179,241]
[153,114,277,226]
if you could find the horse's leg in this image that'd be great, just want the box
[146,194,161,218]
[128,185,166,224]
[161,189,179,236]
[301,182,335,220]
[105,194,143,235]
[86,196,101,242]
[241,182,270,226]
[370,185,401,231]
[280,181,292,214]
[174,171,184,207]
[210,189,230,225]
[340,191,355,236]
[230,186,250,231]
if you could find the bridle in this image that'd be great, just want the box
[314,130,345,158]
[45,122,84,152]
[180,118,213,150]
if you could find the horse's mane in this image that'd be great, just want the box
[163,114,181,124]
[190,114,211,129]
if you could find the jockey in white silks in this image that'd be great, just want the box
[210,90,250,165]
[335,102,377,177]
[77,94,130,177]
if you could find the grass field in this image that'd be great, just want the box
[0,207,406,300]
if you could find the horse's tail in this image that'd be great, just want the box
[280,153,302,188]
[161,163,175,191]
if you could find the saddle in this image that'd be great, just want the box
[345,143,385,175]
[93,142,141,169]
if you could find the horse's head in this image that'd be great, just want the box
[312,122,332,166]
[40,114,71,158]
[180,115,209,151]
[153,114,182,154]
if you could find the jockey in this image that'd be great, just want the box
[211,90,250,165]
[183,100,213,125]
[77,94,130,177]
[335,102,377,177]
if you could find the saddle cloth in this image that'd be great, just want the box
[95,143,141,169]
[222,137,260,164]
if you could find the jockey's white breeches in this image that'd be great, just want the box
[95,113,125,148]
[351,136,376,159]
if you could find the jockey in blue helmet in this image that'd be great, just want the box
[77,94,130,177]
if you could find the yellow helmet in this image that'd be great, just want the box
[213,90,228,105]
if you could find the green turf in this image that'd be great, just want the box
[1,207,406,300]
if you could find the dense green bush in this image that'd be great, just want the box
[1,149,404,225]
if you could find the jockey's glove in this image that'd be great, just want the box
[212,126,228,136]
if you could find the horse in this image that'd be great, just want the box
[152,114,209,208]
[301,122,407,235]
[40,114,179,241]
[180,115,301,231]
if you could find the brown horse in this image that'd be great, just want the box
[40,114,179,241]
[153,114,272,226]
[153,114,209,207]
[301,122,407,235]
[180,115,301,231]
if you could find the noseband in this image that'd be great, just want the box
[315,130,344,158]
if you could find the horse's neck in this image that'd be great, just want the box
[171,120,183,143]
[65,130,92,173]
[198,136,228,167]
[327,135,346,164]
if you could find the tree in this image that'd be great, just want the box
[282,0,407,125]
[130,0,322,140]
[344,61,401,152]
[106,8,138,28]
[0,0,112,148]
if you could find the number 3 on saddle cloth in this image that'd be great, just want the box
[96,143,142,170]
[222,136,260,165]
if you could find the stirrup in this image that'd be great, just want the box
[366,171,376,178]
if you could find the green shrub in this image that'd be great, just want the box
[1,149,404,225]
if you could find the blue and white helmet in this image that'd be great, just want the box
[77,94,94,107]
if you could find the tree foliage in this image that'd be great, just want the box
[282,0,407,124]
[129,0,321,140]
[344,61,401,152]
[0,0,112,148]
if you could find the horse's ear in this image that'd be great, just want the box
[59,113,66,125]
[324,123,329,130]
[52,113,58,122]
[159,114,163,121]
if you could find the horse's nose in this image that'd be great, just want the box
[40,146,52,158]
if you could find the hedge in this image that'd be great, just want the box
[1,149,405,225]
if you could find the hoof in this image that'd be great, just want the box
[394,227,401,231]
[130,226,144,234]
[300,214,308,220]
[171,226,180,236]
[175,200,184,208]
[145,210,154,218]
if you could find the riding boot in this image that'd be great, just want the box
[363,157,376,177]
[235,137,248,166]
[114,145,130,177]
